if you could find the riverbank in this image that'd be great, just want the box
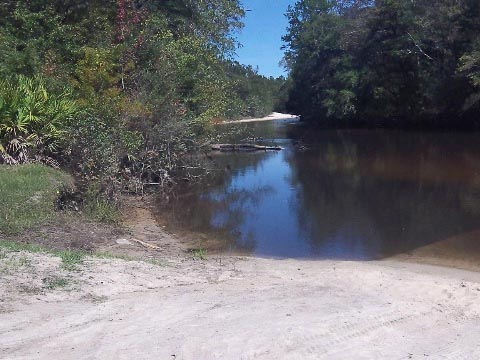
[225,112,299,123]
[1,201,480,359]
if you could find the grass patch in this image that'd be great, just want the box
[190,248,207,260]
[84,198,121,224]
[0,253,31,275]
[0,239,45,253]
[57,249,86,270]
[43,276,69,290]
[0,164,72,235]
[0,239,166,271]
[0,239,85,270]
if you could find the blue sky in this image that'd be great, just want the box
[235,0,296,78]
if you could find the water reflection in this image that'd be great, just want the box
[158,121,480,260]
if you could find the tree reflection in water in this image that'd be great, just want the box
[286,130,480,259]
[158,121,480,260]
[158,149,276,254]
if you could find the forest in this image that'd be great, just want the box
[0,0,284,203]
[283,0,480,128]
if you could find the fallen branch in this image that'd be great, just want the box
[131,238,161,250]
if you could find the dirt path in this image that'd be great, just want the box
[1,250,480,359]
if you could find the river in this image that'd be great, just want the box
[158,118,480,261]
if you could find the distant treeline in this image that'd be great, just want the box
[0,1,284,196]
[224,62,287,120]
[283,0,480,128]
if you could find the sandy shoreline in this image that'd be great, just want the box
[224,112,299,124]
[1,252,479,359]
[1,204,480,359]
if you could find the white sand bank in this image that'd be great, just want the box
[1,253,479,359]
[225,112,299,123]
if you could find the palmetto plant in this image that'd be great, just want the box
[0,76,79,166]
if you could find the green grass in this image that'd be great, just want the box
[0,239,85,270]
[84,198,121,224]
[56,249,86,270]
[43,276,69,290]
[0,164,72,235]
[190,248,207,260]
[0,239,168,270]
[0,239,45,253]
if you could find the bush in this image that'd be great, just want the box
[0,75,79,166]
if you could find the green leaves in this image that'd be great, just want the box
[0,75,80,165]
[284,0,480,124]
[460,43,480,88]
[0,0,283,197]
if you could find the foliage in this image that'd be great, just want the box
[0,76,79,165]
[459,40,480,111]
[0,0,285,200]
[283,0,480,126]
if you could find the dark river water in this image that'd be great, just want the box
[159,119,480,260]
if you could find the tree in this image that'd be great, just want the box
[283,0,480,127]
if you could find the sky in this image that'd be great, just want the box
[235,0,296,78]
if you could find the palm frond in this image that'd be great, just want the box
[0,75,81,165]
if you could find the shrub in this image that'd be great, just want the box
[0,75,79,166]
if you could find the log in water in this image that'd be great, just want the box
[211,144,284,152]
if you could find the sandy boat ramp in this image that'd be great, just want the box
[1,247,479,359]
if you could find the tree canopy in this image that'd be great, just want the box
[283,0,480,128]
